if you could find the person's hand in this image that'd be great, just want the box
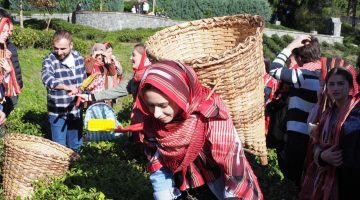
[0,58,11,73]
[5,49,12,59]
[320,146,343,166]
[77,93,91,101]
[66,85,79,96]
[286,35,312,51]
[0,110,6,125]
[92,50,104,58]
[102,52,112,64]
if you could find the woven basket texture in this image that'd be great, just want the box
[2,133,75,199]
[146,14,267,158]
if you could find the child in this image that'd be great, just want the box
[136,60,263,200]
[300,67,360,200]
[84,43,117,94]
[269,35,322,185]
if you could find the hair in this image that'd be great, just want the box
[292,36,321,63]
[103,42,112,49]
[133,43,145,54]
[325,67,354,89]
[53,30,72,43]
[0,8,12,23]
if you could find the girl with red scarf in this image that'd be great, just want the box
[300,67,360,200]
[0,17,21,106]
[136,60,263,200]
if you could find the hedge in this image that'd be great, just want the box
[155,0,272,21]
[9,0,124,13]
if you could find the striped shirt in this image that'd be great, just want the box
[269,48,321,135]
[41,50,86,118]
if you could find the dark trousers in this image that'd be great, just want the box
[3,96,18,117]
[282,131,309,186]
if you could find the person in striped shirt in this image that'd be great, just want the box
[269,35,321,186]
[41,30,86,151]
[136,60,263,200]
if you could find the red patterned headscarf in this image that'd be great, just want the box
[133,50,149,82]
[135,60,228,190]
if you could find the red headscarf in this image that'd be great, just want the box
[135,60,228,190]
[133,50,149,82]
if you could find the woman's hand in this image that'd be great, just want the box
[320,145,343,166]
[286,35,312,51]
[0,58,11,73]
[77,93,91,101]
[5,49,12,59]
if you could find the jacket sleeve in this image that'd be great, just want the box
[94,79,131,100]
[84,56,95,75]
[41,58,60,89]
[7,41,23,89]
[105,61,117,76]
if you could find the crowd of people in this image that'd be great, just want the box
[265,35,360,200]
[0,6,358,200]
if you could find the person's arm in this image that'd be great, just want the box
[269,35,312,84]
[41,58,78,95]
[84,56,95,75]
[78,79,133,101]
[105,61,117,76]
[7,41,23,89]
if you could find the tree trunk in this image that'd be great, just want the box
[353,0,357,28]
[46,15,52,31]
[152,0,156,14]
[20,0,24,28]
[100,0,103,11]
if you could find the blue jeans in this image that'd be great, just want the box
[150,167,181,200]
[48,115,83,151]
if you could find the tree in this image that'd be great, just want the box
[27,0,57,31]
[347,0,358,27]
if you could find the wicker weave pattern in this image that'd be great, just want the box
[146,14,267,162]
[3,133,76,199]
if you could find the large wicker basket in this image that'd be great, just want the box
[2,133,77,199]
[145,14,267,164]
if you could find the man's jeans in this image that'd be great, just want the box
[48,115,82,151]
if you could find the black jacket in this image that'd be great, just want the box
[6,40,23,89]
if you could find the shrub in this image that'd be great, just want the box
[321,41,331,49]
[271,34,288,49]
[73,38,93,55]
[263,35,282,54]
[11,26,53,49]
[334,42,346,52]
[26,19,160,44]
[342,23,360,45]
[156,0,272,21]
[10,0,124,12]
[281,35,294,44]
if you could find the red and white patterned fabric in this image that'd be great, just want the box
[135,60,263,199]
